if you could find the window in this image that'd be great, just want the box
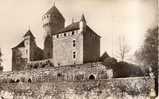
[64,33,66,37]
[72,31,75,35]
[26,49,28,55]
[57,73,62,77]
[28,78,32,83]
[73,40,76,47]
[73,52,76,59]
[57,34,59,38]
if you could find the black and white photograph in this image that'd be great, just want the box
[0,0,158,99]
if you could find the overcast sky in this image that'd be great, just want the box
[0,0,157,71]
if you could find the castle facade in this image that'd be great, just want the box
[12,4,100,71]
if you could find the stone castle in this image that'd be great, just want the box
[0,3,155,99]
[12,4,100,71]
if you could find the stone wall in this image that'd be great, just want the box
[12,36,44,71]
[53,30,83,66]
[0,77,155,99]
[12,47,27,71]
[83,26,100,63]
[0,62,112,83]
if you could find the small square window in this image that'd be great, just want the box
[73,40,76,47]
[73,52,76,59]
[57,34,59,38]
[72,31,75,35]
[64,33,66,36]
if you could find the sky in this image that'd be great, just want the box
[0,0,157,71]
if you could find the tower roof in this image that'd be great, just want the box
[45,4,65,21]
[24,30,35,38]
[80,14,86,23]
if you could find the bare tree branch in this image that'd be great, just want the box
[116,36,130,62]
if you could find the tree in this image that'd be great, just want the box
[135,26,158,95]
[116,36,130,62]
[135,27,158,72]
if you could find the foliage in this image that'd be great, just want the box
[135,26,158,95]
[135,26,158,71]
[113,62,143,78]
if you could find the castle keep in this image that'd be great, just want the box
[12,4,100,71]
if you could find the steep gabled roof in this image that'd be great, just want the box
[55,22,80,34]
[13,40,25,49]
[53,22,101,38]
[24,30,35,39]
[86,25,101,38]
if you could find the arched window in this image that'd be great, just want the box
[89,75,95,80]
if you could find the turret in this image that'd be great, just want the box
[23,30,35,62]
[79,14,87,33]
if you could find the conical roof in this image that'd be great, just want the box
[45,4,65,21]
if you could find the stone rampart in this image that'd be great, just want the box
[0,62,112,83]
